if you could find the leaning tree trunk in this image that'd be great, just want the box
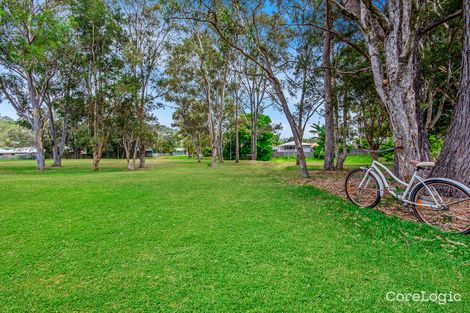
[323,0,335,170]
[265,60,309,178]
[432,4,470,186]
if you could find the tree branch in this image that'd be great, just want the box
[419,9,462,37]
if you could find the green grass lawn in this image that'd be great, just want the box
[0,158,468,312]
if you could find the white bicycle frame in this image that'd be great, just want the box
[359,161,443,208]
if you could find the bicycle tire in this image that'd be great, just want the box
[410,178,470,234]
[345,169,381,208]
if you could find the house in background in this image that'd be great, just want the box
[272,141,317,158]
[0,147,36,159]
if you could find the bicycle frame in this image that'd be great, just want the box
[359,161,442,207]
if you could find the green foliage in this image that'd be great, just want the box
[0,116,34,148]
[310,124,325,159]
[154,125,177,153]
[429,135,444,161]
[223,114,277,161]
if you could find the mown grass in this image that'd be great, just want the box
[0,158,468,312]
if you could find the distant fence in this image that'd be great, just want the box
[273,151,314,158]
[0,154,35,160]
[152,152,187,157]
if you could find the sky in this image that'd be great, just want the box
[0,99,323,140]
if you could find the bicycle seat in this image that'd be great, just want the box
[409,160,435,168]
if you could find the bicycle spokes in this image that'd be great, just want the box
[413,182,470,233]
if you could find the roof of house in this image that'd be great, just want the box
[0,147,36,154]
[275,141,317,147]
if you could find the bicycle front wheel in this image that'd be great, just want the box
[411,179,470,234]
[345,169,381,208]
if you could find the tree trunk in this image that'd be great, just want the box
[211,141,218,167]
[412,33,431,162]
[235,98,240,163]
[123,142,134,171]
[92,149,101,171]
[196,141,202,163]
[192,135,203,163]
[335,107,348,170]
[432,3,470,186]
[128,140,139,172]
[27,70,46,171]
[323,0,335,170]
[251,113,258,160]
[264,59,309,178]
[218,126,224,163]
[139,142,145,168]
[34,117,45,171]
[342,0,422,179]
[59,110,67,164]
[47,103,61,167]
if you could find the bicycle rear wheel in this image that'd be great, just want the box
[345,169,381,208]
[411,179,470,234]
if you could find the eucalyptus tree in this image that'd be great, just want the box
[190,0,315,177]
[237,60,270,161]
[194,31,231,166]
[333,44,390,161]
[414,0,463,160]
[0,0,67,170]
[172,98,208,162]
[286,3,325,165]
[71,0,124,171]
[432,0,470,185]
[119,0,173,168]
[164,31,229,167]
[333,0,465,179]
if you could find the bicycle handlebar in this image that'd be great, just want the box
[360,146,403,153]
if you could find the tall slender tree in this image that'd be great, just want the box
[0,0,67,170]
[120,0,172,168]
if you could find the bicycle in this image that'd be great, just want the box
[344,147,470,234]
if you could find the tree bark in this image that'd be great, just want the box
[432,3,470,186]
[92,148,102,171]
[251,111,258,160]
[218,124,224,163]
[340,0,422,179]
[47,102,61,167]
[235,97,240,163]
[59,108,68,163]
[28,73,45,171]
[323,0,335,170]
[139,142,145,168]
[192,135,202,163]
[33,114,46,171]
[335,107,348,170]
[412,33,432,162]
[264,59,309,178]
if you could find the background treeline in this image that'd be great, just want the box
[0,0,468,185]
